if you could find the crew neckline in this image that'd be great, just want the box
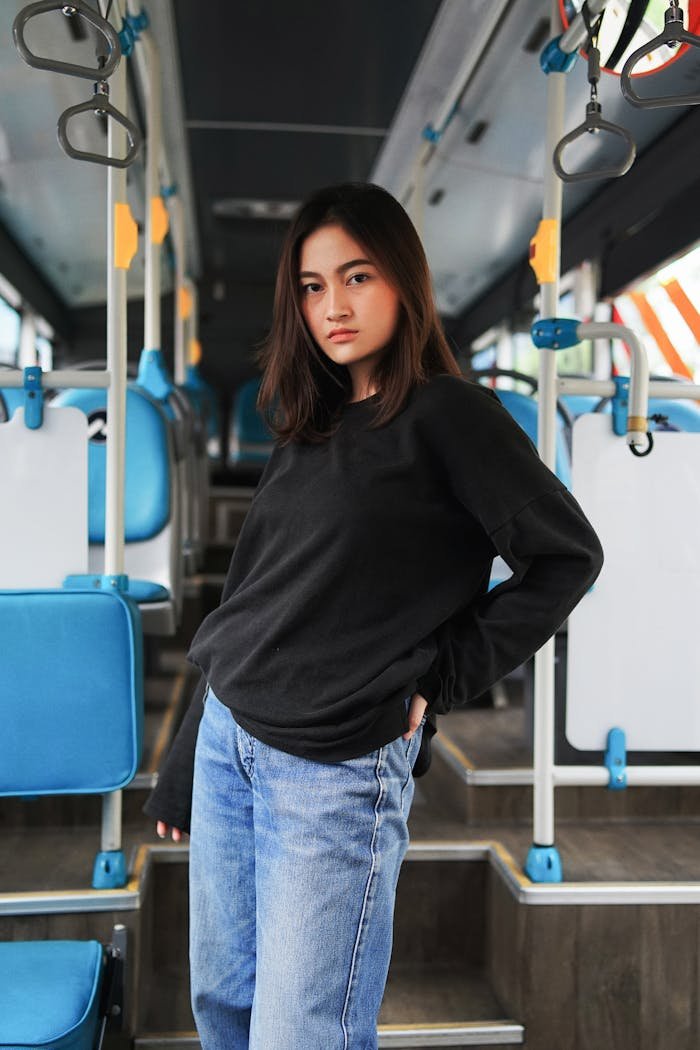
[342,392,381,411]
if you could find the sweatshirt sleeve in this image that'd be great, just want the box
[414,377,604,716]
[142,672,207,833]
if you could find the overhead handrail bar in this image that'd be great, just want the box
[554,6,635,182]
[620,1,700,107]
[0,370,110,389]
[12,0,121,80]
[57,81,142,168]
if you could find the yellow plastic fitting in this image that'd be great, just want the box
[189,338,202,366]
[178,284,193,321]
[151,196,169,245]
[114,202,138,271]
[529,219,559,285]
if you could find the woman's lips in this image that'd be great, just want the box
[329,331,358,341]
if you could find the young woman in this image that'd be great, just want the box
[145,182,604,1050]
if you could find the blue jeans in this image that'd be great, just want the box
[189,686,425,1050]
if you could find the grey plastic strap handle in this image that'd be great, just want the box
[553,102,636,182]
[13,0,121,80]
[620,4,700,108]
[57,96,142,168]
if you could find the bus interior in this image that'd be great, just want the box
[2,1,700,1047]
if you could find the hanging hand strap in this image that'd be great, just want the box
[57,82,142,169]
[621,2,700,108]
[553,3,636,182]
[13,0,121,80]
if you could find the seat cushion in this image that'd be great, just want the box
[0,589,143,795]
[0,940,102,1050]
[128,578,170,603]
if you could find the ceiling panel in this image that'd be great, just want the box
[173,0,441,127]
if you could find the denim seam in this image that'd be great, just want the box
[339,743,386,1049]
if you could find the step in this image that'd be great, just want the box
[134,1017,524,1048]
[429,700,700,823]
[138,851,516,1036]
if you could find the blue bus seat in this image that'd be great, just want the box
[0,588,143,795]
[561,393,700,432]
[485,388,571,594]
[136,350,206,575]
[230,377,275,465]
[52,385,182,635]
[0,589,138,1048]
[648,397,700,432]
[164,384,205,574]
[0,940,103,1050]
[560,393,602,418]
[0,385,24,419]
[184,362,221,457]
[490,387,572,489]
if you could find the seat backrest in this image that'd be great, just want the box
[648,397,700,432]
[52,385,172,543]
[0,386,25,420]
[232,377,275,462]
[492,388,572,489]
[0,588,143,795]
[0,405,88,587]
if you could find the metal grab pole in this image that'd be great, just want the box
[143,33,163,353]
[531,35,567,867]
[170,196,186,385]
[126,5,166,354]
[104,25,127,579]
[99,0,130,887]
[528,0,617,881]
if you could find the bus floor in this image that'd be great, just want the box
[2,564,700,1048]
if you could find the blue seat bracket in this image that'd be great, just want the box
[525,843,563,883]
[138,348,174,402]
[531,317,581,350]
[93,849,128,889]
[23,366,43,429]
[540,35,579,75]
[64,573,130,593]
[605,727,627,790]
[612,376,630,437]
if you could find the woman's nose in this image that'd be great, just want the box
[327,289,350,320]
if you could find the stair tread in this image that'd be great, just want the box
[5,812,700,897]
[141,963,517,1034]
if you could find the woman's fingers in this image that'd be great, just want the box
[156,820,185,842]
[402,692,428,740]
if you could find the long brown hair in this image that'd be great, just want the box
[253,182,461,444]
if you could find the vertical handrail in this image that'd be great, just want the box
[185,276,198,359]
[103,19,127,580]
[527,0,617,881]
[133,21,166,354]
[531,0,566,868]
[170,196,187,385]
[101,0,128,868]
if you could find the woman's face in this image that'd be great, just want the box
[298,224,401,385]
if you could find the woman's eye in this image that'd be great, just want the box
[301,283,320,295]
[349,273,370,285]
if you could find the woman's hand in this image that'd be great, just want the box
[402,692,428,741]
[156,820,188,842]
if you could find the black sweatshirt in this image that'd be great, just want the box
[144,374,603,831]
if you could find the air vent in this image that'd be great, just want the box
[428,189,445,207]
[466,120,489,145]
[212,199,300,220]
[523,18,551,54]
